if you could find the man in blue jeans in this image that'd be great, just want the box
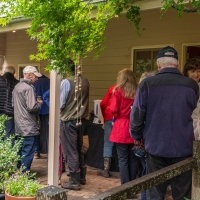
[130,46,199,200]
[12,66,43,171]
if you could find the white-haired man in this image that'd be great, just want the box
[130,46,199,199]
[0,65,19,138]
[12,66,43,171]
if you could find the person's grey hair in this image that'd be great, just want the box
[157,52,178,68]
[4,65,15,75]
[139,71,157,83]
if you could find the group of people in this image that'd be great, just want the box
[0,45,200,199]
[98,46,200,200]
[0,60,90,191]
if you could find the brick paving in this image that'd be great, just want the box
[31,154,172,200]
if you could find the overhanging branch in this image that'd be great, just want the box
[171,0,199,12]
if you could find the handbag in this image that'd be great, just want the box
[132,139,146,157]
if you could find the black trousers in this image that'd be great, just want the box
[116,143,138,184]
[60,119,87,173]
[146,153,192,200]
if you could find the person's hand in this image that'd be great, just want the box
[37,99,43,104]
[134,140,141,146]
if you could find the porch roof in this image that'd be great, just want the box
[8,0,105,23]
[0,0,164,33]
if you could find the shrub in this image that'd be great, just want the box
[4,170,43,197]
[0,114,22,194]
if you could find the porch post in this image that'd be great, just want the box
[48,70,60,186]
[192,140,200,199]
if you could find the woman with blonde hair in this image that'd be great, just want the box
[109,68,138,184]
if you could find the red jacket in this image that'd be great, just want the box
[100,86,115,122]
[109,88,135,144]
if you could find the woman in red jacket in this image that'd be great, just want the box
[109,68,138,184]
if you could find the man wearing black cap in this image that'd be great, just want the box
[130,46,199,199]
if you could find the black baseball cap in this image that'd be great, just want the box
[157,46,178,60]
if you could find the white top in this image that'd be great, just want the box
[192,83,200,140]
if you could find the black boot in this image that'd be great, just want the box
[97,157,111,178]
[80,166,87,185]
[61,172,80,190]
[66,166,70,177]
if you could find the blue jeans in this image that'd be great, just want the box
[116,143,138,184]
[103,120,114,158]
[17,136,36,172]
[146,153,192,200]
[4,115,15,139]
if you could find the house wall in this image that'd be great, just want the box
[83,8,200,109]
[5,30,48,78]
[0,33,6,74]
[0,33,6,55]
[3,8,200,110]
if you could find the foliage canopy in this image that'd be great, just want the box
[0,0,199,74]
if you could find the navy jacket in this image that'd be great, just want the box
[33,75,50,115]
[130,68,199,158]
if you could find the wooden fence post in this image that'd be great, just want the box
[36,186,67,200]
[192,140,200,199]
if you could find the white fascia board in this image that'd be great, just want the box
[90,0,164,18]
[0,19,31,33]
[0,0,166,33]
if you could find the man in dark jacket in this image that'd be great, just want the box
[130,46,199,200]
[0,65,19,138]
[33,74,50,158]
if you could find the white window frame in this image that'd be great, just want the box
[131,44,174,71]
[17,63,40,79]
[181,43,200,72]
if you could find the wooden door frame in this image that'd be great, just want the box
[181,43,200,72]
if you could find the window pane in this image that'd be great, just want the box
[134,48,161,80]
[135,51,152,80]
[152,50,160,71]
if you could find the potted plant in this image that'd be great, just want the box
[0,115,23,200]
[4,170,43,200]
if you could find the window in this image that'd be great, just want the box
[18,64,40,79]
[0,55,4,70]
[133,48,161,80]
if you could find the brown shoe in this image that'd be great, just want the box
[34,152,40,159]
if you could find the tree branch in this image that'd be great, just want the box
[171,0,198,12]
